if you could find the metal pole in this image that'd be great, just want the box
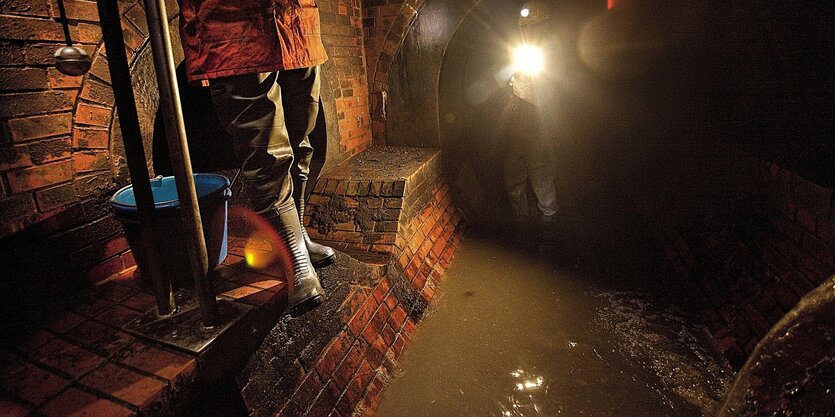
[142,0,219,326]
[96,0,175,315]
[55,0,74,46]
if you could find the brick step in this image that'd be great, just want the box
[306,146,465,307]
[0,239,286,417]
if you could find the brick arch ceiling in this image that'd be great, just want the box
[71,0,176,192]
[368,0,491,147]
[366,0,426,96]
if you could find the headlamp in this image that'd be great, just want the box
[512,44,545,76]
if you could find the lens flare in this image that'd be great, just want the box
[512,44,544,75]
[227,205,294,290]
[244,230,277,269]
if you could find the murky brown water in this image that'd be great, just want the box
[377,219,732,417]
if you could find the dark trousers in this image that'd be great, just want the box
[501,96,558,216]
[209,66,321,214]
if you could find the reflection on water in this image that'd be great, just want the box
[497,369,548,416]
[376,225,731,417]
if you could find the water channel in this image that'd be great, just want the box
[377,216,733,417]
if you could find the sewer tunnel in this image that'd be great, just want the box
[0,1,832,416]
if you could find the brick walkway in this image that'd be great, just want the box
[1,238,285,417]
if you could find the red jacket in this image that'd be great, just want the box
[178,0,328,82]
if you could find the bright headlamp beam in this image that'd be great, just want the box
[512,44,544,75]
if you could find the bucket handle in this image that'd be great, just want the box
[148,175,232,200]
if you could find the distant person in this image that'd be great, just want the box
[177,0,334,316]
[499,0,560,219]
[500,74,559,219]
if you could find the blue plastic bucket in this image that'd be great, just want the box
[111,174,231,287]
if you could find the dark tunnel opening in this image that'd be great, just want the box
[429,0,717,295]
[382,0,835,286]
[432,0,835,224]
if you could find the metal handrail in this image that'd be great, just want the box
[96,0,218,326]
[141,0,219,327]
[95,0,175,315]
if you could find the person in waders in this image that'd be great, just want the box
[177,0,334,316]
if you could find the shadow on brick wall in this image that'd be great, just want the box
[0,201,126,345]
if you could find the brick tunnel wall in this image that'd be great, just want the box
[361,0,423,143]
[641,144,835,369]
[0,0,374,321]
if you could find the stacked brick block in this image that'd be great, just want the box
[648,146,835,368]
[305,146,463,270]
[304,147,434,259]
[305,176,407,259]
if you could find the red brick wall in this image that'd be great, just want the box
[646,145,835,368]
[392,171,463,305]
[0,0,155,294]
[0,1,374,295]
[321,0,374,160]
[276,274,421,417]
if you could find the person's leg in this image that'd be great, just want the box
[527,140,558,217]
[209,72,292,213]
[529,162,558,217]
[280,67,317,201]
[504,146,530,217]
[525,106,559,217]
[210,72,324,315]
[280,66,335,267]
[502,98,537,217]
